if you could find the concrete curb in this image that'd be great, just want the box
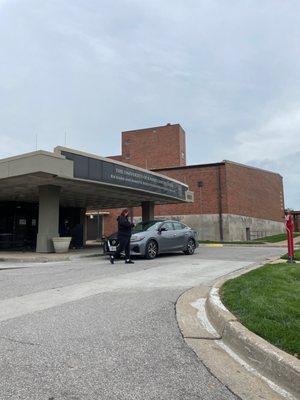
[0,255,71,263]
[205,261,300,399]
[69,252,105,260]
[0,252,105,263]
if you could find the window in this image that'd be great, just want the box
[162,222,174,231]
[173,222,184,230]
[133,221,161,232]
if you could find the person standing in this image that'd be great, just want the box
[110,209,135,264]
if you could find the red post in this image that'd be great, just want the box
[285,213,295,263]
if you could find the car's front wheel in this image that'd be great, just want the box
[184,238,196,255]
[145,240,158,259]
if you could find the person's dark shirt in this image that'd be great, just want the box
[117,215,134,237]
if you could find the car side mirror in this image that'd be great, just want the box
[159,227,167,233]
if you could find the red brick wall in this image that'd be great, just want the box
[111,123,186,169]
[224,162,285,222]
[103,209,120,237]
[153,164,227,216]
[102,161,285,236]
[155,163,284,223]
[294,214,300,232]
[102,125,285,235]
[102,164,228,236]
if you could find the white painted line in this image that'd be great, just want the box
[209,287,228,311]
[191,298,219,336]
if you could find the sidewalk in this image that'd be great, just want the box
[265,235,300,247]
[0,246,104,263]
[176,260,300,400]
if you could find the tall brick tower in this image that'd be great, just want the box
[119,123,186,169]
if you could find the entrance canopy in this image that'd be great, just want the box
[0,147,193,253]
[0,146,192,208]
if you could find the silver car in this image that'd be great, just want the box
[104,220,198,259]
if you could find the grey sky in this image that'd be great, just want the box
[0,0,299,208]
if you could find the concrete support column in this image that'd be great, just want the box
[36,185,61,253]
[80,208,87,247]
[129,207,134,223]
[142,201,155,222]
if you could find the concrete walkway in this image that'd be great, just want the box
[268,235,300,247]
[0,246,103,263]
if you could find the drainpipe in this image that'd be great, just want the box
[217,165,224,241]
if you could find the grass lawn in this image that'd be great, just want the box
[281,249,300,261]
[199,233,300,245]
[221,263,300,358]
[254,232,300,243]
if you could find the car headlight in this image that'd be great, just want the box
[130,235,145,242]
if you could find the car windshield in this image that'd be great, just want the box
[133,221,162,233]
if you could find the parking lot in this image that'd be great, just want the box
[0,246,283,400]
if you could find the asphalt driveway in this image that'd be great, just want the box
[0,246,283,400]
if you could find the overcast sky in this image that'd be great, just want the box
[0,0,299,208]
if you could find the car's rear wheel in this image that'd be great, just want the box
[145,240,158,259]
[184,238,196,255]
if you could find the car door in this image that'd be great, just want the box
[172,221,187,250]
[158,221,176,252]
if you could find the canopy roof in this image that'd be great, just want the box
[0,147,193,208]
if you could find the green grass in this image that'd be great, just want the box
[281,249,300,261]
[254,232,300,243]
[199,232,300,245]
[221,263,300,358]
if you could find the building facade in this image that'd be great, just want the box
[104,123,285,241]
[0,124,285,250]
[290,211,300,232]
[0,147,190,252]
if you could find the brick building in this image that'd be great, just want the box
[290,211,300,232]
[102,123,285,241]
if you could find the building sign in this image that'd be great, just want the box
[62,151,187,200]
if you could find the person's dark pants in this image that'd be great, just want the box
[115,235,131,260]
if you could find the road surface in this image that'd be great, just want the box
[0,246,283,400]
